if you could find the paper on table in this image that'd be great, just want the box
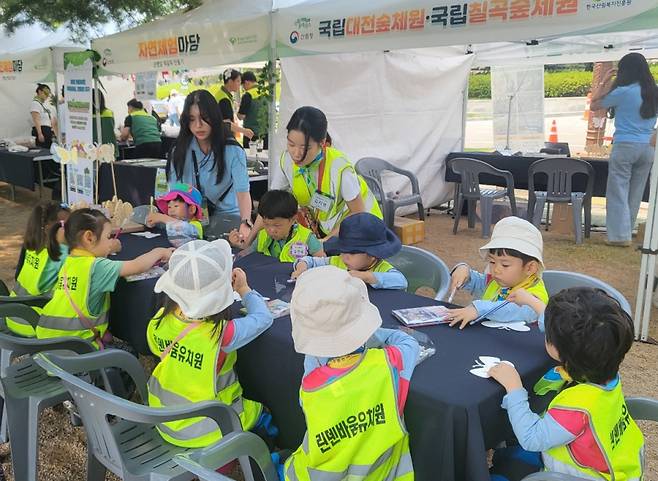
[481,320,530,332]
[131,231,161,239]
[125,265,166,282]
[469,356,514,378]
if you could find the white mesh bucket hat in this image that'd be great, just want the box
[154,239,234,319]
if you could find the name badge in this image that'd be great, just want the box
[310,191,333,212]
[290,241,309,259]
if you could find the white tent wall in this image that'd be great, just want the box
[0,82,43,139]
[274,49,474,212]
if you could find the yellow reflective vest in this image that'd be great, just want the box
[329,256,394,273]
[8,249,51,337]
[482,276,549,304]
[256,224,313,262]
[147,310,262,448]
[543,380,644,480]
[279,147,382,236]
[37,255,109,348]
[284,348,414,481]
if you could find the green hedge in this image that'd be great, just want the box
[469,65,658,99]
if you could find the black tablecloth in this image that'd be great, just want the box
[445,151,650,202]
[0,148,50,190]
[110,235,555,481]
[99,162,269,205]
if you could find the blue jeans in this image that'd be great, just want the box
[606,142,655,242]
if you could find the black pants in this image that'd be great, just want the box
[32,126,54,149]
[134,142,162,159]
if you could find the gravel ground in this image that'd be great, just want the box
[0,187,655,480]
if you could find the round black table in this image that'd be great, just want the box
[110,234,555,481]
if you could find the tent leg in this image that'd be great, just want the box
[634,144,658,341]
[267,8,277,190]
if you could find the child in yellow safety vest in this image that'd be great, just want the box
[38,208,173,348]
[146,239,277,450]
[487,287,644,481]
[282,266,420,481]
[446,216,549,329]
[146,182,204,246]
[229,189,324,261]
[8,201,70,337]
[291,212,408,290]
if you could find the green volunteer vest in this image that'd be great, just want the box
[256,224,313,262]
[281,147,382,236]
[146,310,262,448]
[242,87,265,134]
[543,380,644,480]
[482,277,549,304]
[329,256,394,273]
[8,249,51,337]
[37,255,109,348]
[93,109,119,158]
[284,348,414,481]
[190,219,203,239]
[129,110,161,146]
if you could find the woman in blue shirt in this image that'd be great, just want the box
[167,89,253,240]
[591,53,658,246]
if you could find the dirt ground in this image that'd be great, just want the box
[0,186,656,479]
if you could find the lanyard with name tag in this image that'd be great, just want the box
[305,148,334,213]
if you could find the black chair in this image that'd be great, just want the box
[527,157,594,244]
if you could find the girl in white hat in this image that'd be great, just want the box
[146,239,276,449]
[446,216,549,329]
[284,265,420,481]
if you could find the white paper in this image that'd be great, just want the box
[131,231,161,239]
[481,320,530,332]
[469,356,514,378]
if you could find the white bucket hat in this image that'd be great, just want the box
[480,216,544,267]
[290,266,382,358]
[154,239,234,319]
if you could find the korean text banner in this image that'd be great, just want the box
[275,0,657,55]
[92,0,271,75]
[0,48,52,83]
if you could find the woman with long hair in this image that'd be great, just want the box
[591,53,658,246]
[167,89,252,239]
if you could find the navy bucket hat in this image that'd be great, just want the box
[324,213,401,259]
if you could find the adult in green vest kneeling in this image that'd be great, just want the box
[120,98,162,158]
[245,106,382,247]
[488,287,644,480]
[283,266,419,481]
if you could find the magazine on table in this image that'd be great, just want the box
[392,305,450,327]
[240,299,290,319]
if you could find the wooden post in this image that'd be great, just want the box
[585,61,614,151]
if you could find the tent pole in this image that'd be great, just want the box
[51,48,62,145]
[460,49,470,152]
[634,143,658,341]
[268,6,277,189]
[93,79,103,205]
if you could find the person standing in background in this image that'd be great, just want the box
[31,83,58,148]
[167,89,184,127]
[591,53,658,246]
[92,89,119,158]
[238,71,267,150]
[212,69,254,142]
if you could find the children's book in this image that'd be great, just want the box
[392,305,450,327]
[125,265,166,282]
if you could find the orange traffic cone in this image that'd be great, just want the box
[548,120,559,143]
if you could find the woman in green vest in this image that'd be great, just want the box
[212,69,254,141]
[237,70,267,150]
[119,98,162,158]
[92,89,118,158]
[245,106,382,246]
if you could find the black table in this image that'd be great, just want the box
[445,151,650,202]
[0,148,56,199]
[110,234,554,481]
[98,161,269,206]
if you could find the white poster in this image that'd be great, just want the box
[63,51,94,204]
[135,71,157,100]
[491,65,545,153]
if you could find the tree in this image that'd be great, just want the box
[0,0,201,41]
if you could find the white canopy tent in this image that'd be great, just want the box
[91,0,658,339]
[0,24,85,139]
